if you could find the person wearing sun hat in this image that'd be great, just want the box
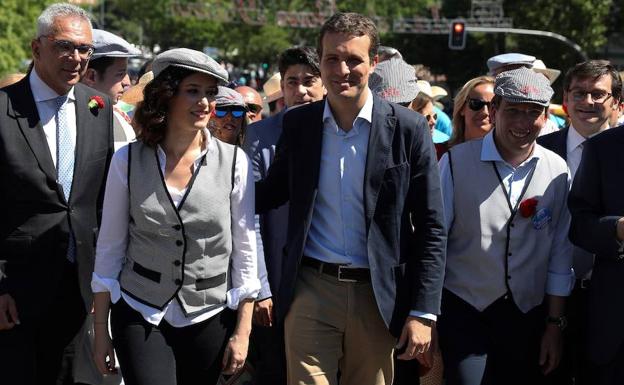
[263,72,285,115]
[437,67,574,385]
[91,47,259,385]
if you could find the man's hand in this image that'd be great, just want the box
[0,294,19,330]
[396,316,433,367]
[253,298,273,327]
[539,324,562,375]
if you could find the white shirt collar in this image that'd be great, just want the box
[567,124,586,153]
[480,129,541,165]
[29,68,75,102]
[322,88,373,130]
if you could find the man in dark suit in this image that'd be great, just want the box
[568,124,624,385]
[243,46,326,385]
[539,60,622,385]
[256,12,446,385]
[0,4,113,384]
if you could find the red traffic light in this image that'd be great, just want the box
[448,19,467,50]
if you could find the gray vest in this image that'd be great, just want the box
[119,140,237,316]
[445,139,570,313]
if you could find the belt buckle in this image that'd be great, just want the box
[338,265,357,282]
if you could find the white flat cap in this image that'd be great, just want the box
[91,29,141,60]
[152,48,229,84]
[487,53,536,75]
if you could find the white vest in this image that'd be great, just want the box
[445,138,570,312]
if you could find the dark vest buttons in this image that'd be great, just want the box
[172,224,181,231]
[173,260,181,266]
[176,240,183,246]
[175,279,182,285]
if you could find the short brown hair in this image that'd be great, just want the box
[317,12,379,63]
[563,60,622,102]
[134,66,195,147]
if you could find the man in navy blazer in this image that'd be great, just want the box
[256,12,446,385]
[539,60,622,385]
[243,46,326,385]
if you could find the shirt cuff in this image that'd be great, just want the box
[91,272,122,303]
[546,269,575,296]
[409,310,437,322]
[226,278,261,310]
[257,284,273,301]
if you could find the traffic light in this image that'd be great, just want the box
[448,19,467,50]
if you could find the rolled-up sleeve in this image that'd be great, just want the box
[546,173,575,296]
[226,147,261,309]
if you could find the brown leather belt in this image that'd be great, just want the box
[301,256,371,282]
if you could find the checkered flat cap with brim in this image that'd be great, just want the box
[369,58,419,104]
[92,29,141,59]
[215,86,247,109]
[152,48,228,84]
[494,67,554,107]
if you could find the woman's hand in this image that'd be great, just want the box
[93,322,117,375]
[221,333,250,375]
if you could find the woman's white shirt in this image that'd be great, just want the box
[91,132,260,327]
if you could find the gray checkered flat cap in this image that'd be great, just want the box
[152,48,229,84]
[91,29,141,59]
[215,86,247,109]
[495,67,554,107]
[369,58,419,104]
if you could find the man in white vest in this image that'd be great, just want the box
[437,67,574,385]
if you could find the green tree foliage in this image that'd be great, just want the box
[0,0,54,77]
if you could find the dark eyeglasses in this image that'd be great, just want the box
[468,98,491,111]
[247,103,262,114]
[214,108,246,118]
[40,36,95,59]
[425,113,438,122]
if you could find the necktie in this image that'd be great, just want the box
[55,95,76,263]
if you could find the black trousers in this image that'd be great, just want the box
[0,260,86,385]
[250,323,287,385]
[438,290,544,385]
[110,299,234,385]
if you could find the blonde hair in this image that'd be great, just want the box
[449,75,495,147]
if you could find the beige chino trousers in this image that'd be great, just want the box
[284,265,397,385]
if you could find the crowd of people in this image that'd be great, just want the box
[1,3,624,385]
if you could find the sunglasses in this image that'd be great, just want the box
[40,36,95,59]
[247,103,262,114]
[467,98,491,111]
[214,108,246,118]
[425,113,438,122]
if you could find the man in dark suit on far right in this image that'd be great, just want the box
[539,60,622,385]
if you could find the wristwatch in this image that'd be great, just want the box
[546,315,568,331]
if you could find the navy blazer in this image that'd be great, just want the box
[0,76,114,320]
[568,125,624,365]
[537,127,568,160]
[243,110,288,299]
[256,96,447,337]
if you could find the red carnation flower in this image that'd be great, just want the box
[519,197,538,218]
[88,95,105,110]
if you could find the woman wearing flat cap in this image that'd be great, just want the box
[91,47,259,385]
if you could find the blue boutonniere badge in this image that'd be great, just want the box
[519,197,551,230]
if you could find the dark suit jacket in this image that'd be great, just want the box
[537,127,568,160]
[256,96,447,337]
[243,110,288,299]
[0,75,113,320]
[568,125,624,365]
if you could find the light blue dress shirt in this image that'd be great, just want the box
[303,94,372,268]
